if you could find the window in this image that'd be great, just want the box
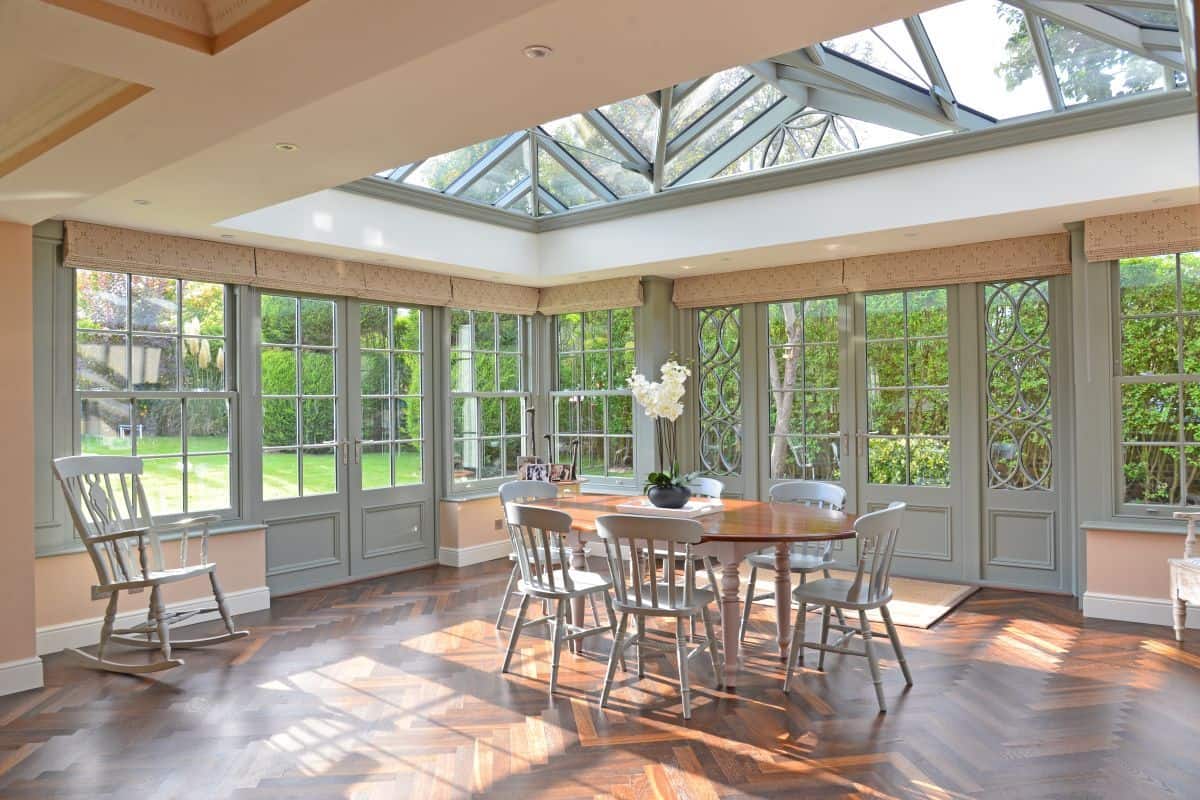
[449,309,529,487]
[697,306,742,476]
[864,289,951,486]
[75,270,234,517]
[767,298,842,481]
[1116,253,1199,508]
[360,304,424,488]
[552,309,635,479]
[260,294,338,500]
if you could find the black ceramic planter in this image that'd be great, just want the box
[647,484,692,509]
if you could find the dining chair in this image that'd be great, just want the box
[783,502,912,713]
[739,480,848,643]
[595,514,723,719]
[499,503,619,696]
[52,455,249,673]
[1170,511,1200,641]
[496,480,581,630]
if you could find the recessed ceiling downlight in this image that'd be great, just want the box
[523,44,553,59]
[132,199,151,205]
[274,142,299,152]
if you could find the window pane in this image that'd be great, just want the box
[182,338,225,390]
[1121,383,1179,442]
[581,437,604,475]
[867,341,905,388]
[584,311,609,350]
[262,399,297,447]
[584,351,608,390]
[608,395,633,436]
[481,398,502,437]
[611,308,634,349]
[806,437,842,482]
[1122,444,1180,505]
[302,447,337,495]
[910,438,951,486]
[804,391,839,435]
[803,344,838,388]
[910,389,950,436]
[557,396,578,433]
[558,354,582,389]
[1042,18,1166,107]
[361,443,390,490]
[135,399,181,455]
[474,312,496,350]
[132,335,177,390]
[869,389,906,434]
[1122,316,1178,375]
[612,350,634,386]
[474,353,496,392]
[76,332,128,390]
[608,437,634,477]
[909,339,949,386]
[395,442,422,485]
[262,449,299,500]
[301,351,335,395]
[1186,447,1200,507]
[361,351,389,395]
[394,352,421,396]
[907,289,948,336]
[76,270,128,331]
[868,438,907,484]
[480,439,502,478]
[581,397,604,434]
[301,399,335,444]
[188,454,230,511]
[360,304,388,349]
[394,307,421,351]
[498,354,520,391]
[141,457,183,515]
[825,20,929,86]
[452,398,477,436]
[1182,253,1200,311]
[498,314,519,351]
[187,398,228,453]
[131,275,178,333]
[1120,255,1178,314]
[261,347,297,395]
[80,398,131,456]
[449,309,471,350]
[865,293,904,340]
[558,313,582,352]
[362,397,389,441]
[395,398,421,441]
[300,298,334,347]
[261,295,296,344]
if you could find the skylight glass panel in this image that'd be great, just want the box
[668,67,755,139]
[536,146,602,209]
[1095,7,1179,29]
[403,136,507,191]
[596,95,658,160]
[824,19,931,87]
[541,115,650,198]
[667,83,782,184]
[459,146,529,206]
[921,0,1052,119]
[1041,18,1167,106]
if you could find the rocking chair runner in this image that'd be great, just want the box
[52,455,249,674]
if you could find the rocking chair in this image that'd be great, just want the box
[52,455,249,674]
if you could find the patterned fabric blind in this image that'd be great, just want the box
[1084,204,1200,262]
[538,276,643,315]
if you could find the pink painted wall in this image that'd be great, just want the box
[36,529,266,629]
[1086,528,1183,598]
[0,222,36,665]
[439,498,506,550]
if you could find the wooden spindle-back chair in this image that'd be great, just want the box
[1170,511,1200,641]
[499,503,618,696]
[595,514,722,719]
[741,480,849,642]
[495,480,562,630]
[783,502,911,712]
[53,455,248,674]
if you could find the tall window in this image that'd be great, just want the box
[1116,252,1199,508]
[75,270,234,516]
[864,288,950,486]
[449,309,528,486]
[260,294,338,500]
[697,306,741,476]
[553,309,634,478]
[360,304,424,488]
[767,297,841,481]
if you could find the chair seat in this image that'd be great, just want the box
[747,549,831,573]
[1169,557,1200,570]
[509,550,564,563]
[518,569,610,599]
[106,562,215,592]
[792,577,891,610]
[614,584,716,617]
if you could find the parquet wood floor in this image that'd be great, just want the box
[1,560,1198,799]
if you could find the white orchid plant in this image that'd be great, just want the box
[628,358,694,492]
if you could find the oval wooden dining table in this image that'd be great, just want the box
[514,494,856,688]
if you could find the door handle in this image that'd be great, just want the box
[341,441,350,465]
[354,438,362,464]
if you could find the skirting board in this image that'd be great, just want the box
[439,539,512,568]
[37,586,271,656]
[0,656,44,697]
[1082,591,1200,630]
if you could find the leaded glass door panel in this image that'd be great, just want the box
[980,278,1066,589]
[697,306,746,493]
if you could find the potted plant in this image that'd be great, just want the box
[630,358,693,508]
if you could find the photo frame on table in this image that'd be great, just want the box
[549,463,574,483]
[519,462,550,482]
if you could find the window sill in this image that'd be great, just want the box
[1080,519,1189,536]
[36,520,268,559]
[442,491,501,504]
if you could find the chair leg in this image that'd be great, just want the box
[675,618,692,720]
[859,609,886,713]
[550,599,568,695]
[501,594,531,673]
[96,592,119,662]
[209,571,237,634]
[739,566,757,643]
[823,569,847,627]
[588,592,601,629]
[601,612,629,709]
[817,606,832,672]
[880,605,912,686]
[603,593,626,673]
[496,564,520,629]
[636,617,646,679]
[1173,597,1187,643]
[700,604,722,689]
[150,586,172,662]
[782,601,807,694]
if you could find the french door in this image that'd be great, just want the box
[257,292,435,595]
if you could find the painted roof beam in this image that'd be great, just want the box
[673,97,807,186]
[582,109,652,174]
[1010,0,1184,71]
[665,77,764,160]
[444,131,527,196]
[495,176,531,209]
[534,131,618,201]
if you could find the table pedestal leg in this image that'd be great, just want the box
[774,544,793,661]
[570,546,587,654]
[720,562,742,689]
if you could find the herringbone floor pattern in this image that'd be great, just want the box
[1,561,1198,799]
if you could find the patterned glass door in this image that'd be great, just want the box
[980,279,1063,589]
[697,306,743,489]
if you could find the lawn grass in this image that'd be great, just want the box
[83,435,422,512]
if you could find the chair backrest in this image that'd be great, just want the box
[687,476,724,499]
[505,503,575,594]
[52,455,162,587]
[769,480,847,559]
[846,502,905,605]
[595,514,703,612]
[498,480,558,523]
[1175,511,1200,559]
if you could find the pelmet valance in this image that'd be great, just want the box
[1084,204,1200,262]
[252,248,365,296]
[450,277,539,315]
[63,221,255,284]
[672,260,844,309]
[842,233,1071,292]
[538,276,643,315]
